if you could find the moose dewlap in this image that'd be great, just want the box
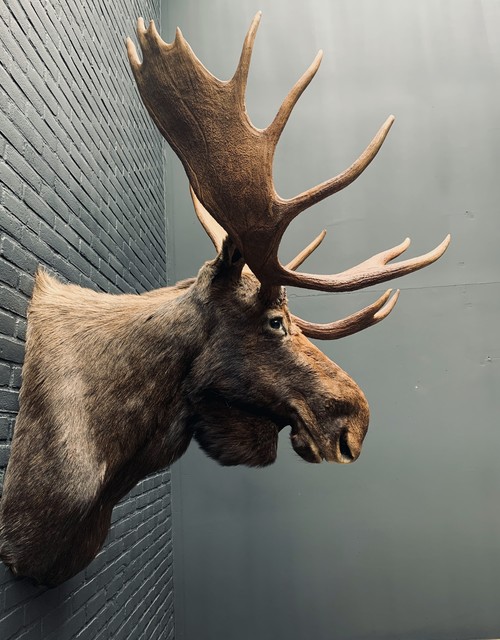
[0,13,449,586]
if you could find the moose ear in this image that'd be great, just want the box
[212,237,246,280]
[190,404,279,467]
[221,237,244,266]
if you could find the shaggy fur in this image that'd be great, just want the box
[0,247,369,585]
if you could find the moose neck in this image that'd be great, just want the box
[101,281,212,469]
[34,272,213,474]
[0,271,217,586]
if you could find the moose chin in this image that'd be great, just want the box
[0,13,449,586]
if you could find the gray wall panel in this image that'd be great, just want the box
[163,1,500,638]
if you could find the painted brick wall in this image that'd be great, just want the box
[0,1,174,638]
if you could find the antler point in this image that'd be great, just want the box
[126,37,141,68]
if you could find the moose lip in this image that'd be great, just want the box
[201,392,356,465]
[231,404,358,465]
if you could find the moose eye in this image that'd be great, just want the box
[269,317,283,331]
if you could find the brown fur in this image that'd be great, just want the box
[0,247,369,585]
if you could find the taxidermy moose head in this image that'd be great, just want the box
[0,13,449,586]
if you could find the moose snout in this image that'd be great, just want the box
[331,389,370,464]
[288,376,370,464]
[321,418,368,464]
[289,412,368,464]
[290,423,366,464]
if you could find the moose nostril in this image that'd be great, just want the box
[338,429,355,462]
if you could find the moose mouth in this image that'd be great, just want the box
[193,391,358,467]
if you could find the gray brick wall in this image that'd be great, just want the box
[0,0,174,638]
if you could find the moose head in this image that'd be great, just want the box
[0,13,449,586]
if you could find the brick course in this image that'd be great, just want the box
[0,0,174,638]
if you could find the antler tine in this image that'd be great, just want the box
[274,233,451,292]
[267,50,323,145]
[231,12,262,107]
[293,289,400,340]
[190,186,226,252]
[126,18,171,76]
[286,230,327,270]
[282,115,395,221]
[126,34,141,71]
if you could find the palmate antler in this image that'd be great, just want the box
[126,13,450,338]
[190,186,400,339]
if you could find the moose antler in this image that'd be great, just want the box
[126,13,449,335]
[190,184,399,338]
[190,185,326,270]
